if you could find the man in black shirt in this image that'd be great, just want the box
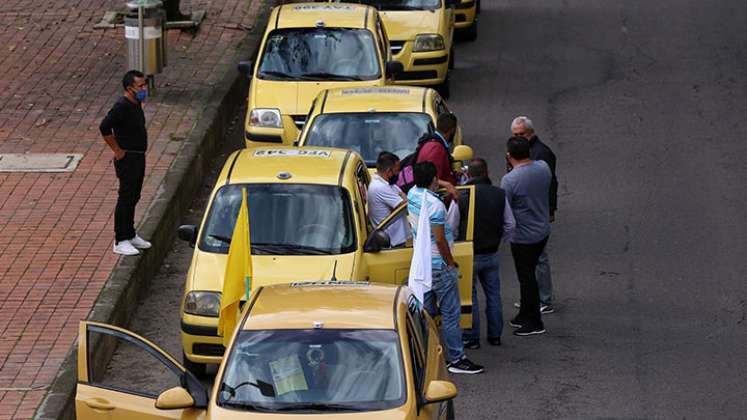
[510,116,558,313]
[460,158,515,349]
[100,70,152,255]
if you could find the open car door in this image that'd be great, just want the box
[76,321,208,420]
[363,185,475,328]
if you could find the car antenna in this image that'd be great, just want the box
[330,260,338,282]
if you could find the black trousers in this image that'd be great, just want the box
[510,236,549,327]
[113,153,145,243]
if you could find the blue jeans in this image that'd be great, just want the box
[465,253,503,340]
[536,249,553,305]
[424,266,465,363]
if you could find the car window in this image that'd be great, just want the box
[405,317,425,394]
[355,163,371,232]
[199,184,357,255]
[375,17,387,62]
[217,329,406,412]
[344,0,440,11]
[86,326,181,399]
[455,186,472,242]
[407,295,429,351]
[257,28,381,81]
[304,112,433,165]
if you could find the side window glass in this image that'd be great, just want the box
[87,326,181,398]
[407,295,429,351]
[455,187,472,242]
[375,18,386,61]
[406,318,425,393]
[374,204,411,248]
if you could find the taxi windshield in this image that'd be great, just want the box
[304,112,433,166]
[346,0,440,11]
[217,329,405,412]
[199,184,356,255]
[257,28,380,81]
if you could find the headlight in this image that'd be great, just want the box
[184,291,221,317]
[249,108,283,128]
[413,34,445,52]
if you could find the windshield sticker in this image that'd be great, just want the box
[253,149,332,158]
[341,87,411,95]
[292,5,354,11]
[269,355,308,395]
[289,280,370,287]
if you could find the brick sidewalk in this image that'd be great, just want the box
[0,1,263,418]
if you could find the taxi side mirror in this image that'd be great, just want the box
[155,386,195,410]
[386,61,404,79]
[424,380,457,404]
[451,145,473,162]
[364,230,391,253]
[238,60,253,78]
[177,225,198,247]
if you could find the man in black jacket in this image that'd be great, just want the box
[510,116,557,313]
[460,158,515,349]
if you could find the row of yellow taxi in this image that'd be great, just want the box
[75,2,482,419]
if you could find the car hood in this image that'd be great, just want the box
[380,10,442,41]
[190,250,357,292]
[251,80,382,115]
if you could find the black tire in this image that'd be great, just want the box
[183,352,207,378]
[437,75,451,99]
[464,19,478,42]
[449,47,455,70]
[446,400,455,420]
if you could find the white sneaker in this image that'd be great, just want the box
[113,240,140,256]
[130,234,152,249]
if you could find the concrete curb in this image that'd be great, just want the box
[32,1,275,418]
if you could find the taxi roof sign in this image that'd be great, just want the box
[253,149,332,158]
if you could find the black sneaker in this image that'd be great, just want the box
[540,304,555,314]
[509,316,524,328]
[487,336,501,346]
[463,339,480,350]
[513,324,546,336]
[448,357,485,374]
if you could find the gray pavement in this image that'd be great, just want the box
[104,1,747,419]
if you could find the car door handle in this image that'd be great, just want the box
[84,398,115,411]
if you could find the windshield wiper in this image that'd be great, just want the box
[252,243,334,255]
[220,400,274,412]
[300,72,365,81]
[274,403,361,412]
[258,70,301,80]
[208,234,232,244]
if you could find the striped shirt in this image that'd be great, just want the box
[407,187,453,269]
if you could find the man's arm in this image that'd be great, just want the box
[542,146,558,218]
[432,224,456,268]
[502,197,516,243]
[100,104,125,160]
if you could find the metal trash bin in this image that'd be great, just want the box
[125,0,167,75]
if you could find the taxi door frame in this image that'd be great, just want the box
[76,321,207,420]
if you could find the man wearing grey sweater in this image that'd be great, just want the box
[500,137,552,336]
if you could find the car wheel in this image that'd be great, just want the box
[183,352,208,378]
[437,75,451,99]
[464,19,478,42]
[446,400,455,420]
[449,47,455,70]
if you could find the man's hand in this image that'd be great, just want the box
[438,180,459,200]
[104,134,125,160]
[113,148,126,161]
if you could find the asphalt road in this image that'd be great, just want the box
[102,1,747,418]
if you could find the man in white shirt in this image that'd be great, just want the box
[368,152,409,247]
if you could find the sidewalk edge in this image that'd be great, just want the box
[32,2,275,419]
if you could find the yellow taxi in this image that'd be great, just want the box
[454,0,478,41]
[176,146,477,374]
[296,86,472,169]
[76,283,458,419]
[239,3,404,147]
[330,0,456,97]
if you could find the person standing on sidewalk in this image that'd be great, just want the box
[100,70,152,256]
[501,137,551,336]
[461,158,515,349]
[510,116,557,313]
[408,161,484,374]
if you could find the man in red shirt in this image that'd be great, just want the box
[416,113,460,197]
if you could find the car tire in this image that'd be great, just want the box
[464,19,478,42]
[446,400,455,420]
[449,46,455,70]
[183,352,208,378]
[437,75,451,99]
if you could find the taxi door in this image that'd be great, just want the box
[363,186,475,328]
[76,321,207,420]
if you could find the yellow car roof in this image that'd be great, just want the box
[318,86,433,114]
[273,3,375,30]
[221,146,354,186]
[244,282,401,330]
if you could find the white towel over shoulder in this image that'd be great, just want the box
[408,190,432,304]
